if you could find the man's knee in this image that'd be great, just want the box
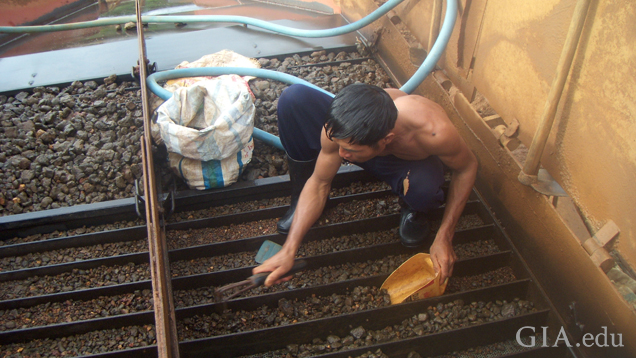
[401,171,445,213]
[277,84,331,161]
[278,84,314,114]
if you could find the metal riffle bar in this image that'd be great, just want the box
[135,0,180,357]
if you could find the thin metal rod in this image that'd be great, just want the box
[135,0,180,357]
[519,0,592,182]
[428,0,443,54]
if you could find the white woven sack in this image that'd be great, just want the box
[169,138,254,190]
[156,74,255,162]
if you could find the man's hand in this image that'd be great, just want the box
[252,249,296,287]
[429,234,457,284]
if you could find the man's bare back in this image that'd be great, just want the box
[323,89,468,167]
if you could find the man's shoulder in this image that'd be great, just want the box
[395,95,448,130]
[320,127,339,153]
[395,94,440,109]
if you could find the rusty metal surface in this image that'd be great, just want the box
[449,87,635,358]
[432,0,636,269]
[135,1,180,356]
[363,2,636,353]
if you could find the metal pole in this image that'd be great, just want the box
[428,0,443,54]
[518,0,592,185]
[135,0,180,357]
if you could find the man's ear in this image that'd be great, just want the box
[382,132,395,145]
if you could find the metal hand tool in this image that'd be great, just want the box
[215,260,307,301]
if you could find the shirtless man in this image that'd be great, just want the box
[254,83,477,286]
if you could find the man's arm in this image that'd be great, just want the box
[253,128,342,286]
[430,125,478,283]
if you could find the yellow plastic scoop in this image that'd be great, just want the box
[380,253,448,304]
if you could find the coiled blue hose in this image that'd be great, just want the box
[0,0,406,36]
[147,0,457,150]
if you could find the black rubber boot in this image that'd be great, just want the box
[277,155,317,234]
[399,206,432,248]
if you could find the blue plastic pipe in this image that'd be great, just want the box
[148,0,457,150]
[0,0,406,36]
[400,0,456,94]
[2,0,457,150]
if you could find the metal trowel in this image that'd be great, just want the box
[215,260,307,301]
[380,253,447,304]
[255,240,282,264]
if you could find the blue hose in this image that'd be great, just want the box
[400,0,457,94]
[148,0,457,150]
[3,0,457,150]
[0,0,405,36]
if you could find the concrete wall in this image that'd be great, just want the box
[391,0,636,271]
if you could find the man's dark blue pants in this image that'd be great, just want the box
[277,84,445,213]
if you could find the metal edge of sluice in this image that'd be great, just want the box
[0,73,137,99]
[0,226,147,258]
[0,217,498,309]
[176,259,523,321]
[0,165,370,239]
[0,251,150,282]
[0,189,482,263]
[0,310,155,346]
[0,280,152,311]
[0,42,357,96]
[178,281,543,357]
[0,266,528,346]
[307,311,560,358]
[73,346,158,358]
[0,249,518,344]
[470,189,574,347]
[165,188,395,231]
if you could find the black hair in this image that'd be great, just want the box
[325,83,398,146]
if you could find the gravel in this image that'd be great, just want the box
[0,47,525,358]
[0,219,144,247]
[0,183,488,302]
[170,228,500,281]
[0,170,498,358]
[0,290,153,331]
[0,263,151,301]
[0,81,145,215]
[0,49,394,216]
[0,324,156,357]
[178,286,392,341]
[431,335,548,357]
[166,180,392,224]
[445,267,517,294]
[0,180,390,248]
[179,254,413,307]
[237,298,536,357]
[0,240,148,272]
